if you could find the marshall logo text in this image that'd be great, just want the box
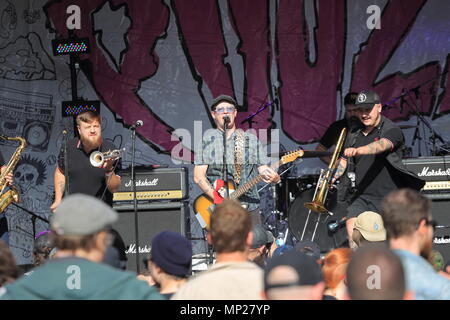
[125,244,152,254]
[418,167,450,177]
[124,178,159,188]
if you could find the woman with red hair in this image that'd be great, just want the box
[322,248,352,300]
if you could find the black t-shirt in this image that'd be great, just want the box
[350,126,404,199]
[57,138,120,205]
[319,119,348,149]
[0,152,4,166]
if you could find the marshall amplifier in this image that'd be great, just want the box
[403,156,450,262]
[403,156,450,199]
[112,201,190,272]
[113,167,188,203]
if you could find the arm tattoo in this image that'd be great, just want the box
[58,181,65,194]
[334,159,347,180]
[365,138,392,154]
[198,178,214,193]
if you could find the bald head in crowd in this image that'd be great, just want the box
[346,243,413,300]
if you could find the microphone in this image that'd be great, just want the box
[130,120,143,130]
[327,218,348,233]
[223,116,230,128]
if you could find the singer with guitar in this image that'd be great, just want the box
[194,95,280,228]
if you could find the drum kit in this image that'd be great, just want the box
[272,172,348,253]
[267,129,349,253]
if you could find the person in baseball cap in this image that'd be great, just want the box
[315,91,362,165]
[294,240,321,262]
[263,250,325,300]
[248,225,275,267]
[352,211,387,248]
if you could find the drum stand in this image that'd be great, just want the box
[258,164,295,233]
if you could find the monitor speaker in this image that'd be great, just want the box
[112,201,189,273]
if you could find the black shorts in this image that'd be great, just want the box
[346,196,382,218]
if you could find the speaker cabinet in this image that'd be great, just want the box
[427,197,450,264]
[112,201,189,273]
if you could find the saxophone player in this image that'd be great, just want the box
[1,151,14,243]
[0,152,13,185]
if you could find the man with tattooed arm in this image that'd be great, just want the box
[333,90,424,248]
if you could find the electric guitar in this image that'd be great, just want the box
[194,150,304,229]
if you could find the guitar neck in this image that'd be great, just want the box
[230,161,280,200]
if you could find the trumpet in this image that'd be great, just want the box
[90,148,125,167]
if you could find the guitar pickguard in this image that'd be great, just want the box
[217,186,235,199]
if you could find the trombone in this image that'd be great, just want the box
[304,128,347,213]
[301,128,347,241]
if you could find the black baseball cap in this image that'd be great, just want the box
[251,225,274,249]
[344,92,358,106]
[355,90,381,109]
[211,95,237,111]
[264,250,323,291]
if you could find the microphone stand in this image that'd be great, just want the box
[223,118,230,198]
[130,126,140,274]
[382,71,448,156]
[405,89,445,157]
[10,202,49,239]
[63,130,70,196]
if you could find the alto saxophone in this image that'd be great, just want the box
[0,135,27,213]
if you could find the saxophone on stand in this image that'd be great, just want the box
[0,135,27,213]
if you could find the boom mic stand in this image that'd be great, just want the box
[383,71,448,156]
[10,202,49,239]
[240,101,275,129]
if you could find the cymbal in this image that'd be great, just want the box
[269,150,333,158]
[399,125,418,129]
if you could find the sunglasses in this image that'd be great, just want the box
[214,106,236,114]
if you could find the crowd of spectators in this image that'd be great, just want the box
[1,189,450,300]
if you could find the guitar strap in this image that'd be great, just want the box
[233,130,245,184]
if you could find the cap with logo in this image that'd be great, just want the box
[355,90,381,109]
[354,211,386,242]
